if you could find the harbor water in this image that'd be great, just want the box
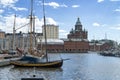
[1,52,120,80]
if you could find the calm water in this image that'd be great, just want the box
[1,52,120,80]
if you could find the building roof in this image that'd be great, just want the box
[89,43,103,46]
[40,39,64,44]
[64,39,89,41]
[75,17,82,26]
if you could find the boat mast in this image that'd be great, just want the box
[33,16,36,47]
[13,14,16,50]
[29,0,33,54]
[43,0,48,62]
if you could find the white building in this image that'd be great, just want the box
[6,32,28,50]
[0,30,6,50]
[42,24,59,39]
[0,29,5,39]
[5,32,43,51]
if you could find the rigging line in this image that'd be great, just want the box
[15,23,30,31]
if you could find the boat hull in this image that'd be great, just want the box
[21,78,44,80]
[10,60,63,68]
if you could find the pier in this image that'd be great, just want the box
[0,54,21,66]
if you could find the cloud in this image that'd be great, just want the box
[114,8,120,12]
[97,0,104,3]
[0,0,18,7]
[40,17,58,25]
[92,22,107,27]
[0,14,29,33]
[72,5,80,8]
[110,0,120,1]
[0,0,27,11]
[93,22,100,27]
[110,24,120,30]
[44,2,59,8]
[61,4,68,8]
[34,17,42,33]
[46,18,57,25]
[12,6,28,11]
[59,29,68,38]
[0,9,4,14]
[44,2,67,8]
[0,14,58,33]
[59,30,66,33]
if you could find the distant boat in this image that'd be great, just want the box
[10,0,64,68]
[99,51,115,57]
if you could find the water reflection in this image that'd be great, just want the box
[10,67,63,80]
[1,53,120,80]
[0,66,13,80]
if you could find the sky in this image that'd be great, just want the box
[0,0,120,42]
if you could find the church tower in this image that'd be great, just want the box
[64,17,89,53]
[67,17,88,40]
[75,17,82,31]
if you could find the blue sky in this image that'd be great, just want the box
[0,0,120,42]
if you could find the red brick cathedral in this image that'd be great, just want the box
[64,17,89,53]
[67,17,87,39]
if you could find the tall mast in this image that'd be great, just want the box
[29,0,33,54]
[33,16,36,47]
[13,14,16,50]
[43,0,48,62]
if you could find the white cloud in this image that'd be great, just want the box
[72,5,80,8]
[93,22,100,27]
[110,24,120,30]
[92,22,107,27]
[1,14,29,33]
[40,17,57,25]
[59,29,68,38]
[46,18,57,25]
[0,14,58,33]
[44,2,59,8]
[0,0,27,11]
[0,9,4,14]
[61,4,68,8]
[12,6,28,11]
[59,30,66,33]
[97,0,104,3]
[112,27,120,30]
[0,0,18,7]
[34,17,42,33]
[110,0,120,1]
[44,2,67,8]
[114,8,120,12]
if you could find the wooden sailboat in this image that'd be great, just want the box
[10,0,63,68]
